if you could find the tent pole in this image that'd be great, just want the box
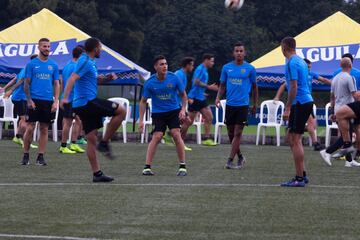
[132,84,137,132]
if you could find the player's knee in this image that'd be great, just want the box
[116,105,126,117]
[152,132,163,142]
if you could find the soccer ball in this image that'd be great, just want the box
[224,0,245,11]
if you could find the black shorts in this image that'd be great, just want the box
[288,102,313,134]
[152,109,180,133]
[62,102,75,119]
[73,98,118,134]
[12,100,27,117]
[26,99,55,124]
[188,99,208,112]
[225,105,249,126]
[347,102,360,120]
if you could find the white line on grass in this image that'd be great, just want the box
[0,233,110,240]
[0,182,359,189]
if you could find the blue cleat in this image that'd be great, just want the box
[303,176,309,184]
[280,178,305,187]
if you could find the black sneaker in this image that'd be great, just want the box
[21,154,30,165]
[36,155,47,166]
[97,141,115,160]
[237,154,246,169]
[93,172,114,183]
[225,159,236,169]
[313,142,323,151]
[142,168,154,176]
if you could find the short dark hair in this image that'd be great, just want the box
[38,38,50,44]
[30,54,38,60]
[202,53,214,61]
[234,42,245,48]
[342,53,354,63]
[180,57,195,68]
[73,45,85,58]
[153,55,166,65]
[85,38,100,52]
[281,37,296,50]
[304,58,311,64]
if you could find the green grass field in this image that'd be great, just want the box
[0,140,359,240]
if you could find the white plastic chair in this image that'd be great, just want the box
[307,104,317,146]
[325,102,338,147]
[214,99,226,144]
[102,97,130,143]
[33,100,59,142]
[256,100,284,147]
[192,112,203,145]
[0,96,18,139]
[141,98,153,143]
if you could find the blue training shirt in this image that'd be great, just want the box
[72,53,98,108]
[142,72,185,113]
[187,64,208,101]
[220,61,257,106]
[307,71,319,93]
[333,67,360,90]
[61,60,77,102]
[174,68,187,106]
[25,58,59,101]
[285,55,313,105]
[12,68,26,101]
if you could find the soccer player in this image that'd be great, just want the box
[4,54,38,149]
[280,37,313,187]
[22,38,60,166]
[180,53,218,146]
[274,58,331,151]
[139,55,188,176]
[59,45,85,154]
[216,42,258,169]
[162,57,194,151]
[333,53,360,159]
[320,57,360,167]
[62,37,126,183]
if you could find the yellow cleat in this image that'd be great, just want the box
[202,139,217,146]
[69,143,85,153]
[12,136,23,146]
[59,146,76,154]
[184,145,192,151]
[30,144,38,149]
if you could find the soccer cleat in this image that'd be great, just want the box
[303,176,309,184]
[97,141,115,160]
[76,138,87,145]
[177,168,187,176]
[313,142,323,151]
[184,145,192,151]
[236,154,246,169]
[202,139,217,146]
[59,146,76,154]
[69,143,85,153]
[332,146,356,158]
[345,160,360,167]
[30,144,38,149]
[21,154,30,165]
[36,155,47,166]
[142,168,154,176]
[280,178,305,187]
[93,173,114,183]
[320,150,332,166]
[163,132,174,146]
[225,159,236,169]
[12,136,24,146]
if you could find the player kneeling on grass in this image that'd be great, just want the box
[139,55,188,176]
[62,38,126,183]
